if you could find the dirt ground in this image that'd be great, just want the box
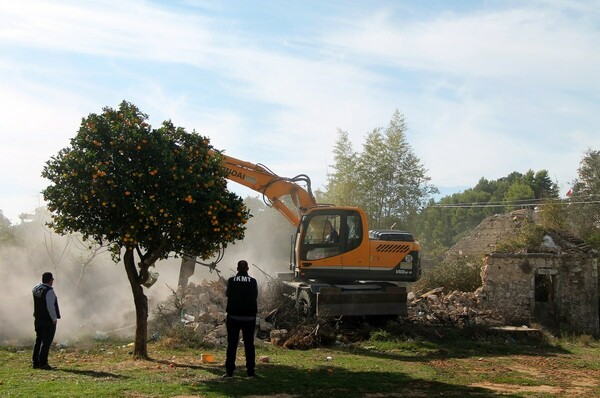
[430,353,600,397]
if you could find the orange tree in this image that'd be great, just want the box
[42,101,249,359]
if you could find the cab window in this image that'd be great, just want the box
[301,211,362,260]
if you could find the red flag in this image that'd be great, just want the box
[566,188,573,197]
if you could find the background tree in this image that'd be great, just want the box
[503,181,535,210]
[42,101,250,359]
[568,149,600,247]
[317,129,359,206]
[323,110,437,230]
[415,169,559,263]
[525,170,559,199]
[358,127,388,228]
[359,111,438,229]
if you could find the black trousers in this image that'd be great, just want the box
[32,321,56,367]
[225,317,255,375]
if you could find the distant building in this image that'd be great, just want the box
[447,210,599,336]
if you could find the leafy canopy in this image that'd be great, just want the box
[569,149,600,247]
[320,110,437,230]
[42,101,250,261]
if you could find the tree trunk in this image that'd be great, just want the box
[123,248,148,359]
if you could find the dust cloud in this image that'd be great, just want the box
[0,196,293,346]
[208,196,295,284]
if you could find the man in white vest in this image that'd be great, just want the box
[32,272,61,370]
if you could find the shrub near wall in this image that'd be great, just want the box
[412,255,482,295]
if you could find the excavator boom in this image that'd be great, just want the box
[217,152,317,226]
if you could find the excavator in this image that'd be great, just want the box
[178,151,421,317]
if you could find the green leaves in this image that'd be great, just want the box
[412,255,483,294]
[42,101,250,263]
[568,149,600,248]
[322,110,436,230]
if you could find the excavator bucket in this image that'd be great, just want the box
[316,285,407,317]
[178,257,196,288]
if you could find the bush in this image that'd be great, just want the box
[495,221,545,253]
[412,255,482,295]
[581,231,600,251]
[151,286,209,348]
[369,329,392,342]
[537,200,568,230]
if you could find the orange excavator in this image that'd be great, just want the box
[179,151,421,317]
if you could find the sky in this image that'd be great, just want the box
[1,0,599,225]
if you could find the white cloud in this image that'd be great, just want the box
[323,7,600,88]
[0,0,599,223]
[316,4,600,191]
[0,1,217,64]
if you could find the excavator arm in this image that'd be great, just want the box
[177,150,318,287]
[216,151,317,226]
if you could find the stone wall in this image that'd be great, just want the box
[480,253,599,336]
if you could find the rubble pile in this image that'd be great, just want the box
[538,230,596,255]
[155,280,511,348]
[155,278,340,348]
[159,279,275,346]
[408,287,505,328]
[279,322,337,350]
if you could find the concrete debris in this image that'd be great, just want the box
[408,287,505,328]
[541,235,561,253]
[164,279,273,346]
[259,319,273,331]
[158,279,515,348]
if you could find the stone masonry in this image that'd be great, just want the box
[480,253,599,336]
[444,209,599,336]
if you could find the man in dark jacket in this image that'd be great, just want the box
[32,272,61,370]
[224,260,258,378]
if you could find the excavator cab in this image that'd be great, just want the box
[298,209,362,262]
[290,206,420,284]
[291,207,366,282]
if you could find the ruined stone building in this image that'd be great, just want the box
[447,210,600,336]
[481,253,598,335]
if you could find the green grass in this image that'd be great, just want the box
[1,334,599,397]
